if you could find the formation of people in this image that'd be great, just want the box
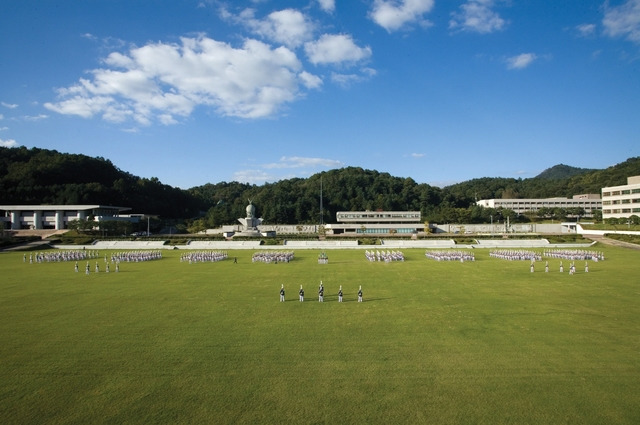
[281,282,363,302]
[24,250,88,263]
[364,250,404,262]
[110,250,163,262]
[490,249,543,261]
[542,249,604,261]
[252,251,294,263]
[425,250,475,262]
[180,251,228,263]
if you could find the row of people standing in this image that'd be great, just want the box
[281,283,363,302]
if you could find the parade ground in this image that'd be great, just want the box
[1,246,639,424]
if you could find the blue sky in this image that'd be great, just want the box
[1,0,639,189]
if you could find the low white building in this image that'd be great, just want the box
[0,205,133,230]
[601,175,640,220]
[325,211,424,235]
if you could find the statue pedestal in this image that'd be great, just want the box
[234,216,263,237]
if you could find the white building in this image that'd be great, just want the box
[601,175,640,220]
[0,205,133,230]
[476,195,601,217]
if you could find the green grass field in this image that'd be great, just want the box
[1,246,639,424]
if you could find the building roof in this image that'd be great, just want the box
[0,205,131,212]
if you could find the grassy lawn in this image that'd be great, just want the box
[1,247,639,424]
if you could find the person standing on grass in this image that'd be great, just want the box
[338,285,343,303]
[358,285,363,303]
[75,261,79,273]
[280,284,285,302]
[545,261,549,273]
[318,282,324,302]
[85,262,90,275]
[299,285,304,302]
[585,261,589,273]
[560,261,564,273]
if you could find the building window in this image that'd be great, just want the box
[603,192,611,197]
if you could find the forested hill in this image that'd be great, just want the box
[440,157,640,207]
[1,146,639,225]
[0,147,203,218]
[535,164,596,180]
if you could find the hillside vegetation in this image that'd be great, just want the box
[1,147,639,227]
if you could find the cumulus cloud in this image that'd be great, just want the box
[603,0,640,43]
[449,0,506,34]
[45,36,322,123]
[1,102,18,109]
[0,138,18,148]
[235,8,315,48]
[369,0,434,32]
[410,152,425,158]
[305,34,372,65]
[318,0,335,13]
[506,53,537,69]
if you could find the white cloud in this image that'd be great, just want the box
[576,23,596,37]
[369,0,434,32]
[330,68,376,87]
[1,102,18,109]
[234,156,343,184]
[299,71,323,89]
[506,53,537,70]
[305,34,372,65]
[23,114,49,121]
[233,169,278,184]
[0,126,8,131]
[232,8,314,48]
[318,0,335,13]
[263,156,343,169]
[45,35,321,123]
[410,152,425,158]
[603,0,640,43]
[449,0,506,34]
[0,138,18,147]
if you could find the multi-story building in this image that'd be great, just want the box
[476,195,601,217]
[601,175,640,220]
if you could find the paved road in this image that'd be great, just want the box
[584,234,640,251]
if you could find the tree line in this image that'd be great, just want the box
[1,147,639,230]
